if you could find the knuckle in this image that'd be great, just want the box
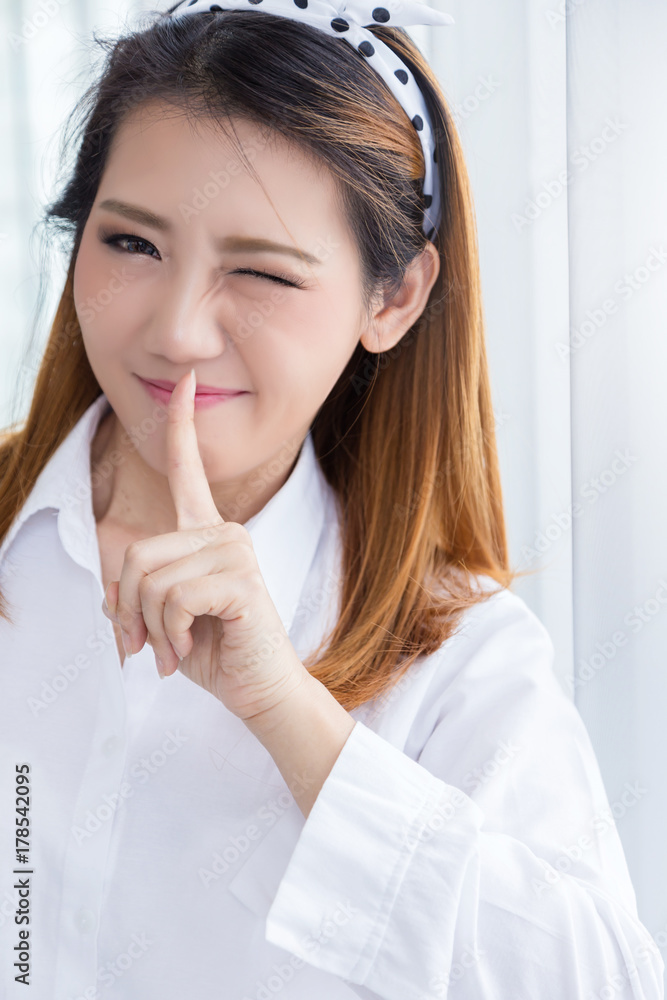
[244,566,264,593]
[219,520,251,545]
[166,581,186,605]
[187,530,209,553]
[124,540,144,565]
[138,574,161,600]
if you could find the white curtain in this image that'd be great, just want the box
[2,0,665,983]
[425,0,667,973]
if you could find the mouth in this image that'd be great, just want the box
[136,374,250,410]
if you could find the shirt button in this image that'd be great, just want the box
[102,734,120,756]
[75,908,96,933]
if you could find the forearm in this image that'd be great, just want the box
[243,670,357,819]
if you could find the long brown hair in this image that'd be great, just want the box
[0,5,533,711]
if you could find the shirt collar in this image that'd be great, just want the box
[0,392,332,635]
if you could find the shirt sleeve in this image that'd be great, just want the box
[262,591,665,1000]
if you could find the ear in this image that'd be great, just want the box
[359,240,441,354]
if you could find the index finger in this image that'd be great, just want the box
[166,369,224,532]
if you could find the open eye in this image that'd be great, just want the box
[99,230,159,258]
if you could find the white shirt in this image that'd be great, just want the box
[0,392,663,1000]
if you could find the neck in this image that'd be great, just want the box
[90,410,304,536]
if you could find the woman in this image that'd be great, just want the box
[0,2,662,998]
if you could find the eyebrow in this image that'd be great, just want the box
[97,198,322,266]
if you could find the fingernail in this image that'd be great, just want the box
[121,628,133,658]
[189,367,196,402]
[156,656,166,679]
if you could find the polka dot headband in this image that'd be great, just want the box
[169,0,455,242]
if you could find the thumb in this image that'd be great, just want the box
[103,579,120,617]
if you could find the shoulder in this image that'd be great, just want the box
[445,575,555,669]
[406,576,561,736]
[403,579,585,802]
[364,574,562,745]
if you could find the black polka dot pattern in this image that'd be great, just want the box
[169,0,456,241]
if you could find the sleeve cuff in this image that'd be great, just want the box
[264,719,485,988]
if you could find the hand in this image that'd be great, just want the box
[101,369,309,722]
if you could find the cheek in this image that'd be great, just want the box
[72,243,98,320]
[253,323,358,417]
[74,244,136,355]
[290,297,361,379]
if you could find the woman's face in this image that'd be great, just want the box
[73,101,381,486]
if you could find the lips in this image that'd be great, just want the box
[138,376,246,396]
[137,374,249,411]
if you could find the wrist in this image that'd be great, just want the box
[242,663,316,740]
[242,668,357,819]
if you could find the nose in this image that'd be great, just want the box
[142,269,235,364]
